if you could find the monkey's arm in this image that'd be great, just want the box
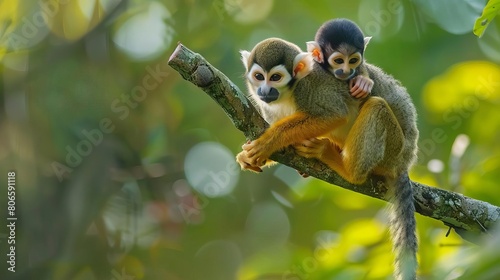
[238,112,346,170]
[168,43,500,241]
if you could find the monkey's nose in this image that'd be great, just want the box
[334,69,354,80]
[258,87,279,103]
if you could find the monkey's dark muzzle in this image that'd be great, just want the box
[334,69,356,81]
[258,87,279,103]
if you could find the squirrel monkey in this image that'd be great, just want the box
[237,38,361,171]
[236,38,419,280]
[307,18,374,99]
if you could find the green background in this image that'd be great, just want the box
[1,0,500,279]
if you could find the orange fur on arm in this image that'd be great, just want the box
[257,111,346,154]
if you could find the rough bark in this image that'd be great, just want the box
[168,43,500,241]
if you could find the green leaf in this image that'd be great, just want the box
[474,0,500,37]
[412,0,484,35]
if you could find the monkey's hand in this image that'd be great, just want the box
[349,76,374,99]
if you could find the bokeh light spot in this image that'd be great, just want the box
[195,240,242,279]
[224,0,273,24]
[245,202,290,246]
[184,141,239,198]
[113,2,174,61]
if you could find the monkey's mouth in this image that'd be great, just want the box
[333,69,356,81]
[334,73,351,80]
[260,95,279,103]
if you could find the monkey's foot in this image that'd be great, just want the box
[236,151,263,173]
[294,138,330,159]
[242,140,271,167]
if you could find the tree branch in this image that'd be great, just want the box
[168,43,500,241]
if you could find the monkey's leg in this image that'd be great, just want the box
[340,97,404,184]
[239,112,345,169]
[296,97,404,183]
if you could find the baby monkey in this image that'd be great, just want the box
[307,18,373,98]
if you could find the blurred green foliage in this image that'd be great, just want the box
[1,0,500,279]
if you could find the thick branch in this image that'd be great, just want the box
[168,43,500,241]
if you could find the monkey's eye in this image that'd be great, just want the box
[349,58,359,64]
[334,58,344,64]
[254,73,265,81]
[270,74,282,81]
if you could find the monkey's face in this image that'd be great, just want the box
[240,39,313,104]
[307,41,365,81]
[327,51,362,81]
[246,63,293,103]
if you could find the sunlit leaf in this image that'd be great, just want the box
[473,0,500,37]
[423,61,500,114]
[0,47,6,61]
[48,0,96,40]
[48,0,118,41]
[367,242,394,278]
[333,189,372,210]
[0,0,22,31]
[0,1,43,52]
[341,219,385,246]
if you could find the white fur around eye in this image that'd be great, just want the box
[348,53,362,67]
[248,64,266,82]
[268,65,292,87]
[329,52,348,66]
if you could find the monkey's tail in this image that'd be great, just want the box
[389,172,418,280]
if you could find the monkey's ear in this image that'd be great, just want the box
[240,50,251,70]
[293,52,314,80]
[306,41,324,63]
[364,37,372,49]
